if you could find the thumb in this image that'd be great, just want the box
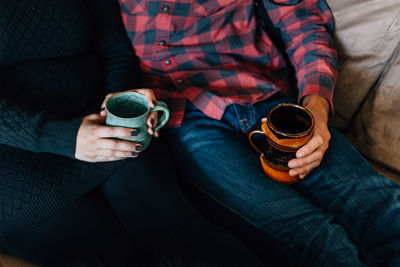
[87,113,106,124]
[134,89,157,108]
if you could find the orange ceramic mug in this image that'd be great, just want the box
[249,103,314,184]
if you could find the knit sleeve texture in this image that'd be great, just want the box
[0,0,141,158]
[87,0,141,93]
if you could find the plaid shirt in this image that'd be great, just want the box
[119,0,337,126]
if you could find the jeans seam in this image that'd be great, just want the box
[241,106,256,133]
[231,104,244,132]
[232,104,256,133]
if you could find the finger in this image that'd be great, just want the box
[76,155,96,163]
[134,89,157,108]
[100,93,116,116]
[86,113,106,122]
[85,113,107,126]
[95,125,137,138]
[147,112,159,135]
[296,134,325,158]
[92,156,129,162]
[147,112,159,127]
[96,139,143,152]
[299,173,310,179]
[289,160,321,177]
[82,155,124,163]
[96,149,141,158]
[288,149,324,169]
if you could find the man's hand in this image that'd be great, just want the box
[288,95,331,179]
[75,114,143,162]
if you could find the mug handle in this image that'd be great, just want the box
[150,100,170,132]
[248,130,265,155]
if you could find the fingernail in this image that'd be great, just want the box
[289,162,297,168]
[297,152,305,157]
[131,130,138,136]
[136,145,143,152]
[131,151,139,156]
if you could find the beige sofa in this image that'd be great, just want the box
[1,0,400,265]
[328,0,400,183]
[0,253,37,267]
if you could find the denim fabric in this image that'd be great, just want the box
[165,96,400,266]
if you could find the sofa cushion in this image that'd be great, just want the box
[326,0,400,178]
[327,0,400,129]
[349,49,400,175]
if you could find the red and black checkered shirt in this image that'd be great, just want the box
[119,0,337,126]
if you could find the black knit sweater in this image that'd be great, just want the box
[0,0,140,248]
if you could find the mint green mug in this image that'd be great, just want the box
[105,92,170,150]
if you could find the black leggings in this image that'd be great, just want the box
[6,141,262,266]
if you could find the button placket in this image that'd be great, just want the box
[175,78,186,91]
[160,56,176,72]
[156,2,177,76]
[161,5,170,12]
[156,2,173,52]
[168,71,187,91]
[160,2,172,14]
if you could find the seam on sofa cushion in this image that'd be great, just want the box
[328,0,400,129]
[347,10,400,128]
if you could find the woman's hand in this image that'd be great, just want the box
[100,89,160,137]
[75,88,160,163]
[288,95,331,179]
[75,114,143,162]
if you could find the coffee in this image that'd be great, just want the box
[106,94,148,118]
[269,105,312,134]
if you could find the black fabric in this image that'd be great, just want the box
[5,190,154,266]
[5,141,263,267]
[0,0,140,249]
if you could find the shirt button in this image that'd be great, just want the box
[254,2,259,6]
[161,6,169,12]
[177,79,183,84]
[159,40,166,46]
[165,60,171,65]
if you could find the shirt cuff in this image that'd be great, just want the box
[298,73,335,116]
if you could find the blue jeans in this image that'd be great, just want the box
[164,96,400,266]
